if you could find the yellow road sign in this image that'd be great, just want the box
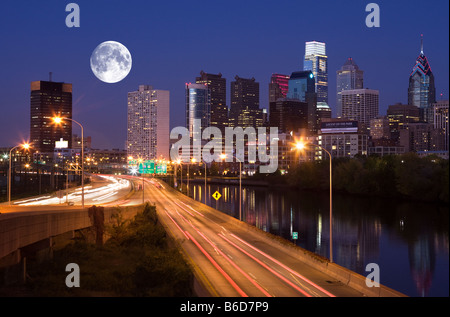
[212,191,222,200]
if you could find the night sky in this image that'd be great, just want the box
[0,0,448,150]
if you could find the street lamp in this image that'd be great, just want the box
[138,158,145,204]
[295,141,333,263]
[220,153,242,221]
[8,142,31,205]
[53,116,85,208]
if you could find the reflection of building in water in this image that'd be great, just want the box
[409,235,435,297]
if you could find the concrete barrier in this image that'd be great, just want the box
[0,205,144,265]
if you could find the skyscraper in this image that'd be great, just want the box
[336,57,364,118]
[303,41,328,109]
[408,35,436,122]
[195,71,228,133]
[341,88,379,131]
[185,83,211,151]
[229,76,262,128]
[269,98,308,133]
[269,74,290,103]
[30,80,72,153]
[287,71,318,133]
[127,85,170,161]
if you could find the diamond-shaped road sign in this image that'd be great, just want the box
[212,191,222,200]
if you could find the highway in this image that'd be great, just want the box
[119,175,366,297]
[0,173,368,297]
[0,174,132,211]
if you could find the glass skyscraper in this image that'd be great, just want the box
[303,41,329,111]
[408,35,436,122]
[185,83,211,138]
[336,57,364,118]
[287,71,318,133]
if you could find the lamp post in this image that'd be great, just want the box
[53,117,85,208]
[138,158,145,204]
[295,141,333,263]
[220,153,242,221]
[8,142,31,205]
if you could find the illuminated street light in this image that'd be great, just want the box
[295,141,333,263]
[220,153,242,221]
[8,142,31,205]
[53,116,85,208]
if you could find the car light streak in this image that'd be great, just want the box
[185,230,248,297]
[229,233,336,297]
[195,230,272,297]
[219,233,312,297]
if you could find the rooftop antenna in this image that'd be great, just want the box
[420,34,424,54]
[49,72,52,82]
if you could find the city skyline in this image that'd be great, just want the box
[0,0,448,150]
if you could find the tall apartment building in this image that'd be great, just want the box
[127,85,170,161]
[341,88,379,132]
[30,80,72,153]
[336,57,364,118]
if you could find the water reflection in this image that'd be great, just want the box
[185,182,449,297]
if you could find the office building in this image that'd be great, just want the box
[229,76,262,128]
[317,118,368,159]
[269,74,290,103]
[336,57,364,118]
[370,116,391,140]
[341,88,379,132]
[303,41,328,108]
[269,98,308,133]
[127,85,170,161]
[195,71,228,133]
[408,35,436,122]
[30,80,72,153]
[386,103,420,141]
[287,71,318,133]
[432,100,449,151]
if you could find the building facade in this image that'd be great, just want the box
[127,85,170,161]
[341,88,379,132]
[303,41,328,108]
[269,74,290,103]
[30,80,73,153]
[336,57,364,118]
[229,76,262,128]
[287,71,318,134]
[432,100,449,151]
[407,36,436,122]
[195,71,228,133]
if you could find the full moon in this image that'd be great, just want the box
[90,41,132,83]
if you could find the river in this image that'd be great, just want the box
[180,180,449,297]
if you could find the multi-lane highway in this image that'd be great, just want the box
[0,173,369,297]
[118,175,366,297]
